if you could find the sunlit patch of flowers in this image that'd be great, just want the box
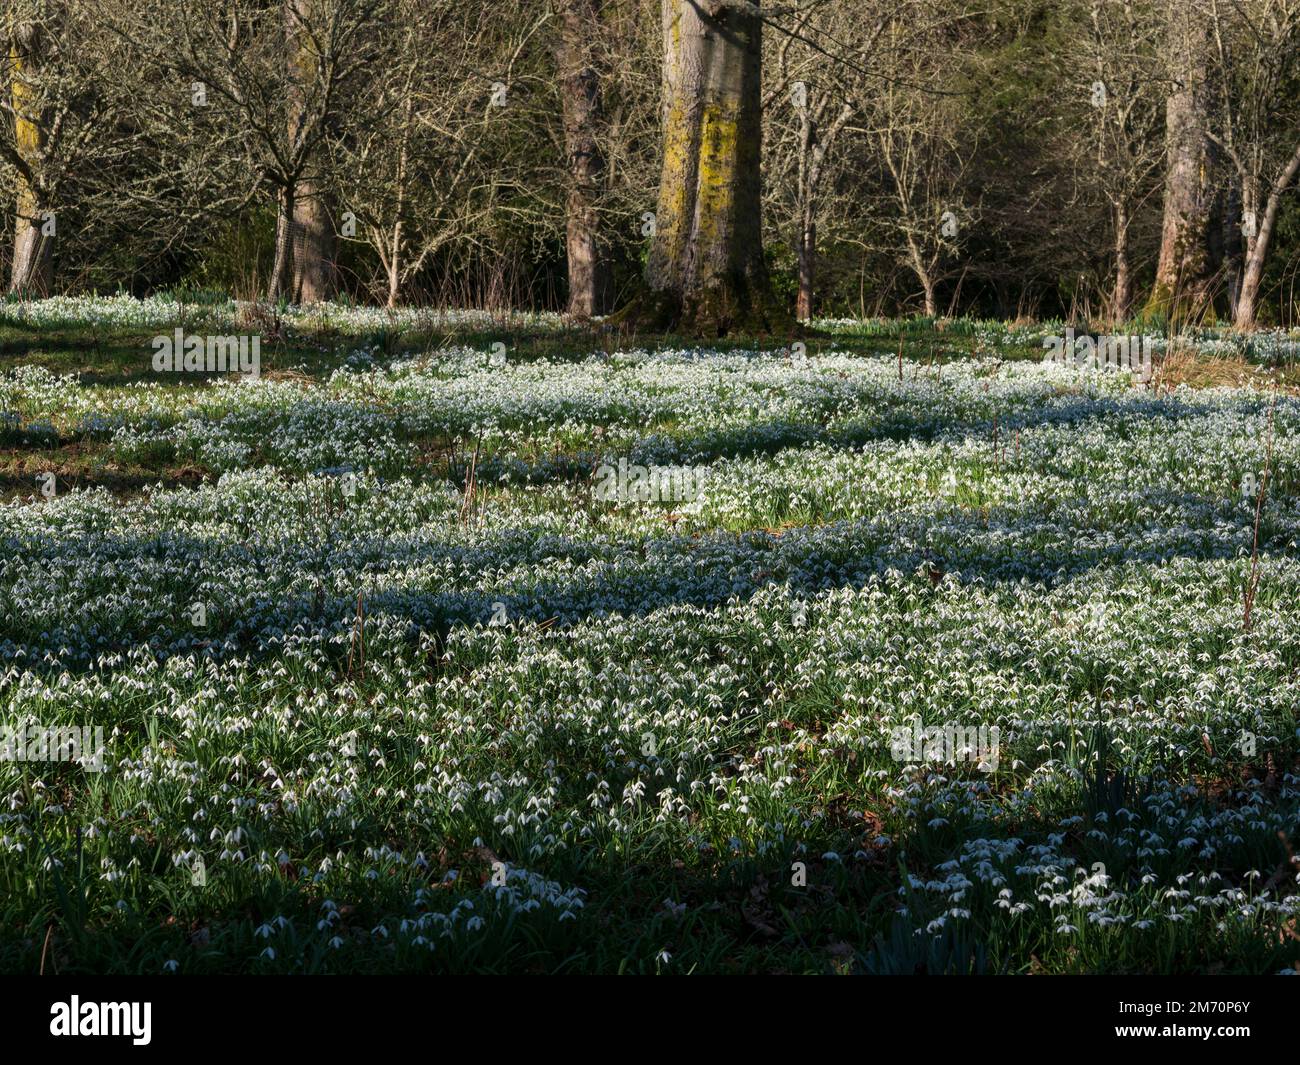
[815,315,1300,365]
[0,293,568,337]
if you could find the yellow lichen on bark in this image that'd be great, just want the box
[693,102,740,260]
[635,0,790,335]
[12,51,39,149]
[10,46,42,218]
[8,23,54,295]
[659,101,694,242]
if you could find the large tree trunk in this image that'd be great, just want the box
[8,21,53,296]
[1112,201,1131,323]
[286,0,334,304]
[291,174,336,304]
[557,0,608,319]
[642,0,786,335]
[268,184,295,302]
[10,182,52,296]
[1148,2,1218,318]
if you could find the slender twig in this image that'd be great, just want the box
[461,431,482,530]
[40,925,54,976]
[1243,388,1278,632]
[348,591,366,679]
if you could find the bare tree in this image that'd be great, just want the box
[329,1,555,306]
[116,0,388,303]
[1208,0,1300,328]
[763,3,888,321]
[2,1,128,294]
[1079,0,1164,322]
[867,17,976,317]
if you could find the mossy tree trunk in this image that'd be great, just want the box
[1148,2,1218,319]
[643,0,787,335]
[8,19,53,296]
